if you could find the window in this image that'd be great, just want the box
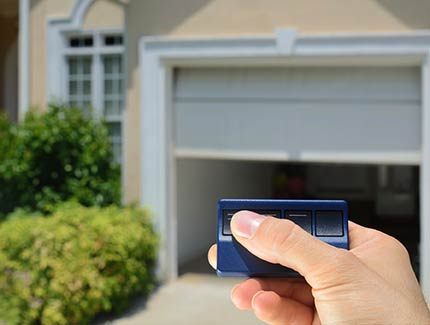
[68,56,92,116]
[69,36,93,47]
[103,55,124,163]
[65,33,124,164]
[103,55,123,118]
[104,35,123,46]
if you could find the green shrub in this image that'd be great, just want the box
[0,104,120,218]
[0,113,19,214]
[0,202,158,325]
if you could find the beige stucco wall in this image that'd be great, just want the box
[83,0,124,29]
[29,0,76,111]
[29,0,124,110]
[124,0,430,203]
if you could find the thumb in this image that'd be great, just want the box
[231,210,357,287]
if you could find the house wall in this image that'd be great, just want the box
[124,0,430,203]
[28,0,123,110]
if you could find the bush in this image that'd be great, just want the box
[0,105,120,218]
[0,202,158,325]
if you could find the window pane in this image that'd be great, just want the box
[104,35,123,46]
[69,58,78,75]
[118,79,123,93]
[83,58,91,74]
[83,80,91,95]
[107,122,121,164]
[84,37,93,47]
[105,80,113,95]
[104,100,114,116]
[69,36,94,48]
[69,81,78,95]
[108,122,121,137]
[67,56,92,115]
[117,58,123,73]
[104,57,112,74]
[103,54,124,164]
[103,55,123,118]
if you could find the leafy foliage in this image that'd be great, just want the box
[0,105,120,217]
[0,202,158,325]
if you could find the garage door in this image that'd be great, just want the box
[174,67,421,163]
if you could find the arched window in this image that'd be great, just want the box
[47,0,125,163]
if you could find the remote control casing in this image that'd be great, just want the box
[217,199,349,277]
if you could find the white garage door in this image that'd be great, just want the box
[174,67,421,163]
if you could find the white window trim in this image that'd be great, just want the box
[139,29,430,300]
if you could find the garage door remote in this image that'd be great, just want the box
[217,199,349,277]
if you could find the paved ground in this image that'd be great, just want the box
[106,273,263,325]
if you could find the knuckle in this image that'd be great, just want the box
[372,230,410,260]
[388,236,410,260]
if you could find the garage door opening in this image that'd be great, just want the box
[176,159,420,277]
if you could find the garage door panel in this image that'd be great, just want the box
[176,101,420,153]
[176,67,420,102]
[175,67,421,161]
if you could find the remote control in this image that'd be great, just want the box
[217,199,349,277]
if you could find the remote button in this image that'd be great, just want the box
[222,210,281,235]
[223,210,235,235]
[315,210,343,236]
[284,210,312,234]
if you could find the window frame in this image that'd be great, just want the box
[63,29,124,122]
[62,29,125,164]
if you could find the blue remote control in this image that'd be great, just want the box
[217,199,349,277]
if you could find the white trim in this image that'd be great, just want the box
[139,30,430,290]
[175,148,290,162]
[421,53,430,301]
[18,0,30,121]
[299,151,421,166]
[120,2,129,204]
[46,0,94,101]
[92,33,103,120]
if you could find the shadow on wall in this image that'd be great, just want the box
[374,0,430,29]
[127,0,212,89]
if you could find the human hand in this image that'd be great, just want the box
[208,211,430,324]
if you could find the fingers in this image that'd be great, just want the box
[251,290,314,325]
[230,211,356,286]
[231,278,314,310]
[207,244,217,269]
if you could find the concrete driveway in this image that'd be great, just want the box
[109,273,264,325]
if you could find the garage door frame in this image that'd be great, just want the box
[138,29,430,299]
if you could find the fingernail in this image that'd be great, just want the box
[231,211,265,239]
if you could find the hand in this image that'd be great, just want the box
[207,211,430,324]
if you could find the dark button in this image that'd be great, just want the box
[223,210,235,235]
[284,210,312,234]
[315,211,343,236]
[222,210,281,235]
